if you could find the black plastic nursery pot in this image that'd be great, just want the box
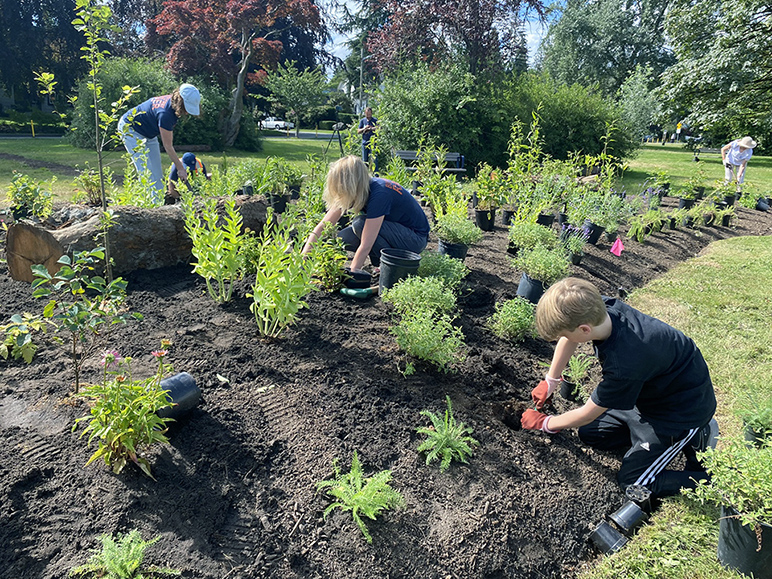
[411,180,422,195]
[744,423,770,448]
[609,501,648,536]
[718,506,772,578]
[582,220,605,245]
[695,186,706,199]
[10,206,29,221]
[569,252,582,266]
[558,212,569,226]
[502,209,515,226]
[379,248,421,296]
[243,183,254,196]
[289,184,301,200]
[475,209,496,232]
[724,194,736,206]
[756,198,770,212]
[157,372,202,420]
[604,230,618,243]
[679,198,695,210]
[516,273,545,304]
[536,213,555,227]
[589,521,628,554]
[560,379,581,402]
[437,239,469,261]
[268,193,289,214]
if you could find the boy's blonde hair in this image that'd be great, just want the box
[323,155,370,214]
[535,277,607,341]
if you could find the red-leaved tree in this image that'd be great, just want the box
[148,0,321,145]
[367,0,544,75]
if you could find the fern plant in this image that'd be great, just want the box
[316,452,405,544]
[417,396,480,472]
[69,529,180,578]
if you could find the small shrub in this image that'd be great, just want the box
[31,248,141,393]
[0,313,48,363]
[183,194,244,303]
[416,251,469,289]
[307,223,348,291]
[737,391,772,436]
[508,221,558,251]
[512,245,570,285]
[74,163,113,207]
[74,346,175,478]
[381,277,457,316]
[247,212,314,338]
[487,298,535,342]
[434,213,483,246]
[391,309,465,374]
[316,451,405,544]
[6,172,55,220]
[69,529,180,578]
[685,438,772,528]
[417,395,479,472]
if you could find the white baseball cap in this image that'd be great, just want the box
[179,83,201,116]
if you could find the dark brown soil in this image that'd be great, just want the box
[1,198,771,579]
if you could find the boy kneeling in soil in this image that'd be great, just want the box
[521,277,719,498]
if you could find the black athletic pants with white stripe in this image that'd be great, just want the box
[578,408,709,498]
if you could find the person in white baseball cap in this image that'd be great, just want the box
[118,83,202,203]
[721,136,757,191]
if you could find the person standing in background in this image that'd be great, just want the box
[358,107,378,173]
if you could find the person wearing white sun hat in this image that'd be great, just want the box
[721,136,757,191]
[118,83,202,203]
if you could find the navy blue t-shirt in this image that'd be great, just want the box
[122,95,178,139]
[590,298,715,435]
[359,117,377,143]
[364,178,430,238]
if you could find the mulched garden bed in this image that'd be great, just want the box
[1,197,771,579]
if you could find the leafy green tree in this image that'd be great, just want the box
[618,65,661,141]
[539,0,674,96]
[262,61,327,136]
[659,0,772,150]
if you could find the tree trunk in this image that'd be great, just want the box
[6,197,269,282]
[223,31,254,147]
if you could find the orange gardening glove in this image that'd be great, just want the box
[531,375,562,410]
[521,409,560,433]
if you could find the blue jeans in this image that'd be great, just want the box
[362,141,378,174]
[578,407,709,497]
[118,118,164,203]
[339,215,427,266]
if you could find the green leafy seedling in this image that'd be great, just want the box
[69,529,180,578]
[316,451,405,544]
[417,396,480,472]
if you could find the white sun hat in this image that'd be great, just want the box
[179,83,201,116]
[738,136,757,149]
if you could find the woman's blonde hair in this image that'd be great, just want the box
[323,155,370,213]
[170,89,186,118]
[535,277,607,341]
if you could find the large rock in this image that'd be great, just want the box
[6,196,269,282]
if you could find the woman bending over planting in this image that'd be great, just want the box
[302,156,430,282]
[118,84,201,204]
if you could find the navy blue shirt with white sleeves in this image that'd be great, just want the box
[122,95,178,139]
[364,178,430,238]
[590,297,716,435]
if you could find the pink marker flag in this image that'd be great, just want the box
[610,238,625,257]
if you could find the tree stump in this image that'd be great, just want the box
[6,196,269,282]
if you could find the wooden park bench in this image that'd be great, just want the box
[693,147,721,162]
[394,150,467,176]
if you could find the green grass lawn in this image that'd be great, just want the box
[620,143,772,197]
[582,234,772,579]
[0,136,334,204]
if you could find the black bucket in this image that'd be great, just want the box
[379,248,421,295]
[158,372,201,420]
[589,521,628,554]
[718,506,772,577]
[582,219,605,245]
[437,239,468,261]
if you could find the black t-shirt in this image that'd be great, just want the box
[590,298,716,435]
